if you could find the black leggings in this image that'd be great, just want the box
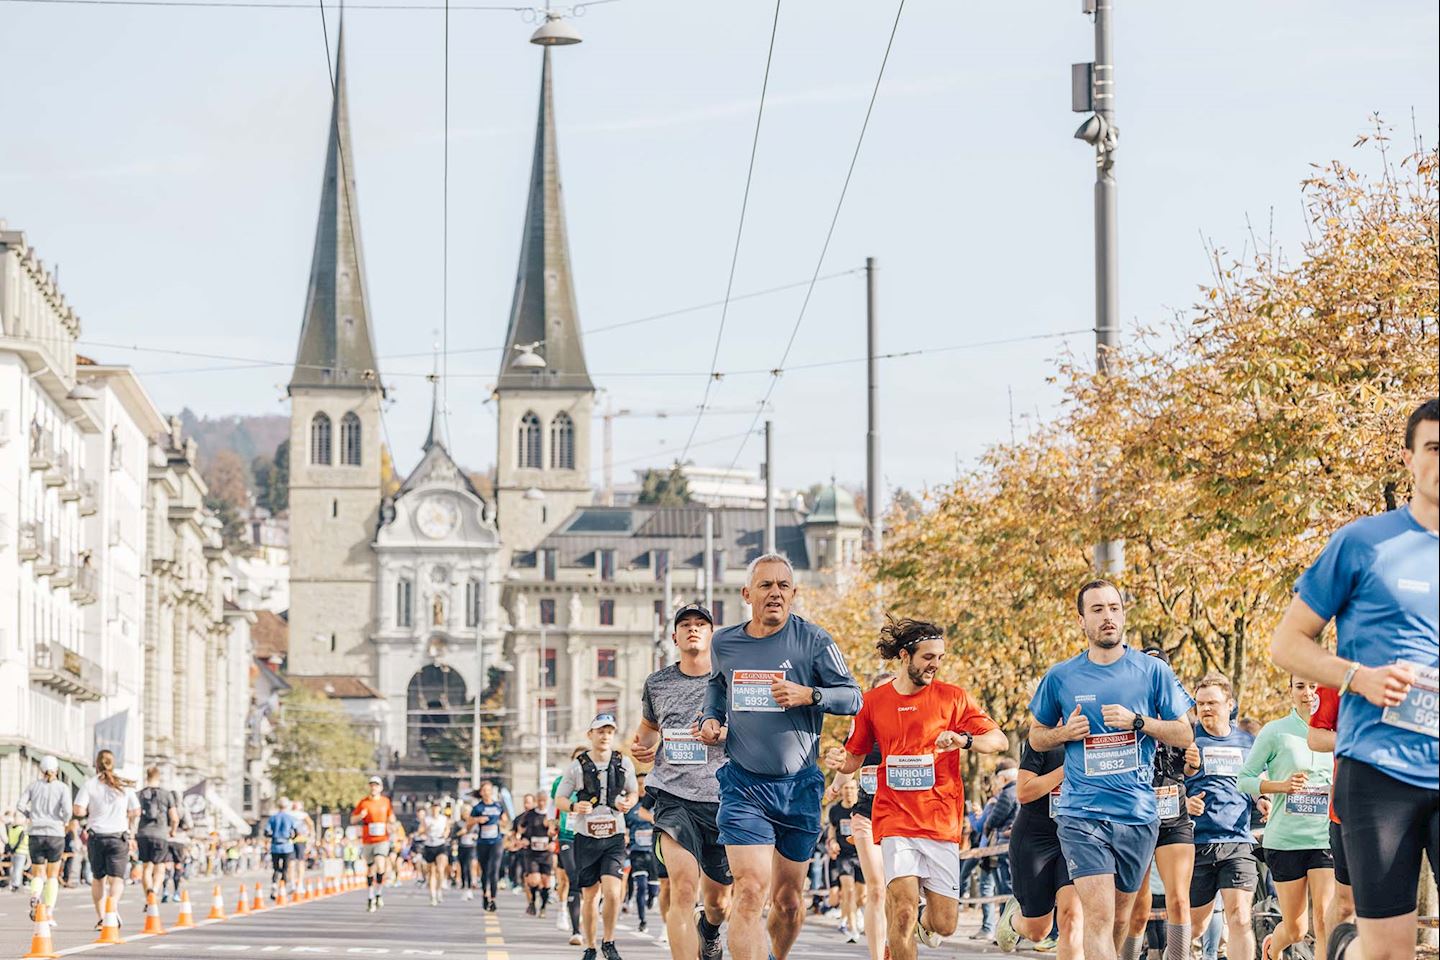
[458,847,475,889]
[1334,757,1439,919]
[477,843,503,899]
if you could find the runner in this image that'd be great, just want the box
[469,782,508,911]
[16,756,73,922]
[420,801,452,905]
[72,749,140,928]
[291,800,315,898]
[829,616,1008,960]
[554,714,639,960]
[514,790,555,917]
[994,741,1081,958]
[553,745,589,945]
[630,602,731,960]
[455,801,478,901]
[135,767,178,909]
[350,776,397,912]
[826,779,866,943]
[264,798,299,901]
[698,554,862,960]
[166,810,192,903]
[1115,646,1196,960]
[1182,672,1258,960]
[1239,678,1334,959]
[1270,397,1438,960]
[623,799,655,933]
[1027,581,1194,960]
[1306,685,1355,954]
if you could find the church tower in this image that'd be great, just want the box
[286,25,384,677]
[494,44,596,554]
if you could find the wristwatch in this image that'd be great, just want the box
[1131,715,1146,732]
[959,731,974,750]
[810,688,823,706]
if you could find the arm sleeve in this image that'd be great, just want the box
[844,707,875,757]
[1018,743,1046,775]
[1294,526,1360,623]
[702,662,728,725]
[812,631,862,715]
[1028,672,1060,727]
[1237,727,1274,797]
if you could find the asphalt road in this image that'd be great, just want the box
[1,872,1032,959]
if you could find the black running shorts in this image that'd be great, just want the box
[137,835,170,865]
[1333,757,1439,919]
[1189,842,1258,908]
[29,835,64,864]
[422,844,448,864]
[88,833,130,879]
[574,835,625,889]
[1329,820,1349,886]
[523,851,554,875]
[1008,816,1071,919]
[1265,847,1333,883]
[649,787,731,886]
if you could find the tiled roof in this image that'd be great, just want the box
[251,610,289,660]
[290,675,382,699]
[531,505,810,571]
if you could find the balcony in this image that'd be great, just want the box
[43,450,69,488]
[32,643,112,702]
[78,481,98,517]
[33,537,59,576]
[28,425,54,470]
[59,472,81,502]
[18,521,41,560]
[50,564,76,588]
[72,565,97,605]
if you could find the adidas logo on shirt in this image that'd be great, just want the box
[779,659,793,670]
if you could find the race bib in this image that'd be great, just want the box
[529,836,550,852]
[1155,785,1181,820]
[839,818,853,837]
[662,728,707,765]
[1047,788,1062,819]
[858,766,879,795]
[587,809,618,839]
[1381,661,1439,739]
[634,829,653,846]
[1202,746,1244,777]
[732,671,784,712]
[1083,732,1139,776]
[885,754,936,791]
[1284,787,1330,817]
[365,822,385,838]
[480,824,499,840]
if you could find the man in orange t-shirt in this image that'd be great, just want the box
[1307,687,1355,942]
[350,777,396,911]
[827,618,1007,960]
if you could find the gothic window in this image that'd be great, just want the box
[518,412,542,469]
[397,577,414,628]
[340,412,362,466]
[549,412,575,470]
[310,412,332,465]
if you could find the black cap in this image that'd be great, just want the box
[673,603,714,627]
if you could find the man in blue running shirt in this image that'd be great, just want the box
[698,552,862,960]
[1028,580,1193,960]
[1272,397,1439,960]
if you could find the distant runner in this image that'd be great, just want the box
[351,776,397,912]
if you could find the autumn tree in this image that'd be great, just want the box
[268,687,374,811]
[202,448,250,547]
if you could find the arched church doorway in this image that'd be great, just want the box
[406,662,469,766]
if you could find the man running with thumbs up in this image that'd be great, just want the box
[1028,580,1194,960]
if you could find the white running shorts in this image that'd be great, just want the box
[880,836,961,899]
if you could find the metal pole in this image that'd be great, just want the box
[865,256,882,554]
[1091,0,1123,574]
[763,420,776,555]
[602,407,614,506]
[471,595,484,789]
[663,565,674,664]
[703,510,715,611]
[537,624,547,789]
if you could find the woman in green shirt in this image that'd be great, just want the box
[1239,678,1334,960]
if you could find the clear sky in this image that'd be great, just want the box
[2,0,1435,501]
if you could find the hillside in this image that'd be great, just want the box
[177,408,288,485]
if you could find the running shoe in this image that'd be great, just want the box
[914,916,943,949]
[995,897,1021,953]
[375,895,383,910]
[539,905,548,918]
[557,911,572,931]
[526,902,537,916]
[601,940,624,960]
[839,922,850,937]
[464,890,474,901]
[581,949,597,960]
[697,905,724,960]
[1031,938,1057,954]
[29,897,38,922]
[638,920,648,933]
[569,934,584,947]
[367,899,377,913]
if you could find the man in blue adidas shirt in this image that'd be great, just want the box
[1181,672,1257,960]
[1028,580,1193,960]
[1272,397,1439,960]
[698,552,861,960]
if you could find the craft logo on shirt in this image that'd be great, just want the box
[1397,578,1432,594]
[779,659,793,670]
[897,706,917,713]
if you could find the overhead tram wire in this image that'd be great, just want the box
[677,0,784,466]
[0,0,612,10]
[441,0,451,443]
[725,0,907,475]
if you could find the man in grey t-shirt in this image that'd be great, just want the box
[17,756,73,921]
[632,603,731,960]
[135,766,179,899]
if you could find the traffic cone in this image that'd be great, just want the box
[142,891,167,935]
[94,896,123,944]
[22,901,59,959]
[206,884,227,920]
[276,885,288,907]
[251,885,265,912]
[235,883,251,915]
[175,890,195,928]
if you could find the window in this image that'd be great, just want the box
[540,649,557,688]
[518,412,542,469]
[310,412,332,465]
[599,549,615,582]
[542,698,559,736]
[653,599,664,623]
[539,597,556,625]
[396,578,414,628]
[654,549,670,583]
[340,412,362,466]
[549,412,575,470]
[712,600,724,625]
[596,648,617,677]
[596,698,617,721]
[331,498,338,518]
[465,578,482,628]
[542,549,557,581]
[598,599,615,627]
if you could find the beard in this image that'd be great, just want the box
[1090,626,1122,648]
[907,663,935,686]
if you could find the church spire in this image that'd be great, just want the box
[289,21,383,395]
[423,348,445,451]
[496,47,593,392]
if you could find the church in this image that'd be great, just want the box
[282,16,865,803]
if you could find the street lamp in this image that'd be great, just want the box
[530,12,582,46]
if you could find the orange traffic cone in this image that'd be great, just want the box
[94,896,124,944]
[235,883,251,915]
[276,885,288,908]
[175,889,196,928]
[206,883,227,920]
[22,901,59,959]
[251,885,265,912]
[142,891,167,935]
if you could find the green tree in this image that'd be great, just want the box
[638,465,691,506]
[264,440,289,513]
[268,687,373,811]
